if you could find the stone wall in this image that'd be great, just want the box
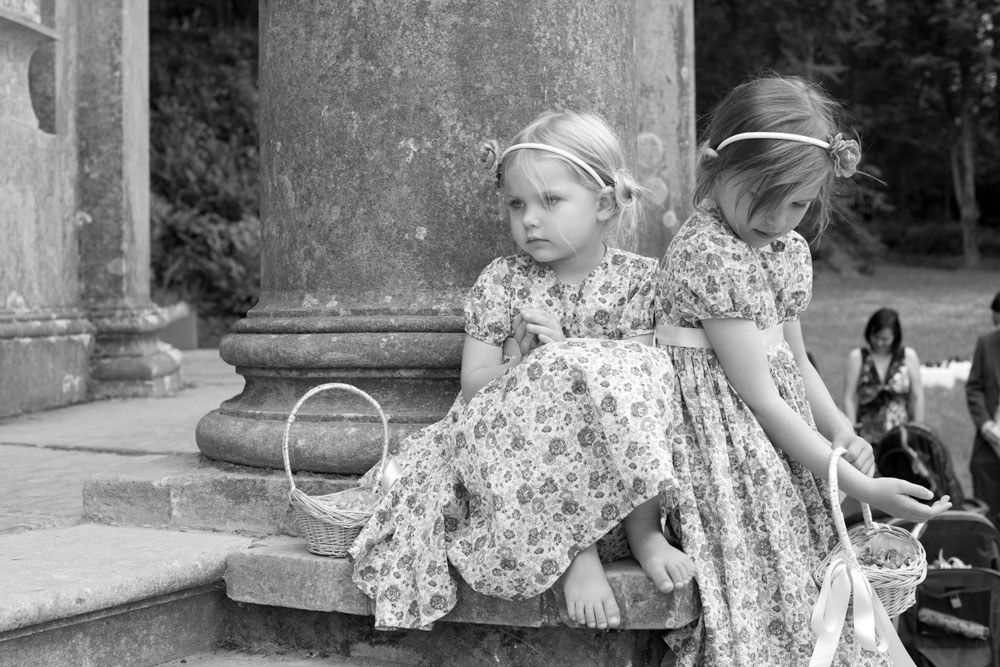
[0,0,178,419]
[0,1,90,418]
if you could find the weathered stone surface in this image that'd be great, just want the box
[0,586,226,667]
[198,0,639,471]
[0,328,91,418]
[635,0,696,258]
[0,524,254,633]
[227,603,673,667]
[82,453,360,536]
[76,0,181,399]
[0,4,90,417]
[225,537,700,631]
[0,1,40,23]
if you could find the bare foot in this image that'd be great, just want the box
[560,543,622,629]
[624,497,696,594]
[630,530,695,594]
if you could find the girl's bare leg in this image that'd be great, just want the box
[624,497,695,594]
[560,543,621,629]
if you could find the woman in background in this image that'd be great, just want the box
[844,307,925,444]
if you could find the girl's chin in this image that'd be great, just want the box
[743,236,774,248]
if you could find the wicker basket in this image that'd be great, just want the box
[281,383,391,558]
[813,446,927,617]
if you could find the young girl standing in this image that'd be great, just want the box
[351,110,693,632]
[654,75,951,666]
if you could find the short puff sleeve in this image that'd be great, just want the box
[613,253,657,337]
[463,257,515,345]
[664,219,764,323]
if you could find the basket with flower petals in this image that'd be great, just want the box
[281,383,391,557]
[813,447,927,617]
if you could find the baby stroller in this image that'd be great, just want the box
[875,421,989,516]
[842,422,989,528]
[891,511,1000,667]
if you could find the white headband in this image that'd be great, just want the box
[713,131,862,178]
[500,143,607,188]
[716,131,829,152]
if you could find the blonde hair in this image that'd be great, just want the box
[498,110,647,251]
[694,74,859,235]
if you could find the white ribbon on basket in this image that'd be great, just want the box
[809,556,916,667]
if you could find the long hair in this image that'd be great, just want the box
[864,308,903,353]
[499,110,647,251]
[694,74,857,236]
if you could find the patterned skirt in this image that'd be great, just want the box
[351,339,678,630]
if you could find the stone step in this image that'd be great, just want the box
[226,536,699,632]
[0,525,255,667]
[0,522,688,667]
[224,536,692,665]
[153,649,408,666]
[82,453,356,536]
[219,599,678,667]
[74,461,697,666]
[82,458,698,623]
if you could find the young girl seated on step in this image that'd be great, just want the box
[351,110,693,632]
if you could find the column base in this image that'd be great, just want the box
[0,310,93,418]
[88,306,182,400]
[196,328,463,473]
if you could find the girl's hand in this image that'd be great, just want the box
[514,308,565,355]
[864,476,952,522]
[833,432,876,477]
[501,336,523,366]
[511,313,536,359]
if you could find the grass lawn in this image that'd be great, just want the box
[803,263,1000,498]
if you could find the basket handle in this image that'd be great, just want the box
[281,383,391,495]
[828,446,875,567]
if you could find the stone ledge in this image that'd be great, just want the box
[226,537,700,631]
[0,524,255,633]
[83,453,356,536]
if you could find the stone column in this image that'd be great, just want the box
[76,0,181,399]
[197,0,638,473]
[0,1,92,418]
[635,0,696,259]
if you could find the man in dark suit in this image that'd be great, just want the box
[966,290,1000,516]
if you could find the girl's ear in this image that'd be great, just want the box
[596,185,616,222]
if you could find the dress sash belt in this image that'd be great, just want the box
[655,323,785,350]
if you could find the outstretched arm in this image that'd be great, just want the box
[702,317,950,522]
[785,321,873,476]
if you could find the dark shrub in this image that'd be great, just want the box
[149,23,259,341]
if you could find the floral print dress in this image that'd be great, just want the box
[655,202,890,667]
[856,347,911,445]
[351,247,679,630]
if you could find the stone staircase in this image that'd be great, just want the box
[1,451,697,666]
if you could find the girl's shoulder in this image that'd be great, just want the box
[775,230,810,257]
[674,202,737,247]
[604,246,658,275]
[665,204,745,271]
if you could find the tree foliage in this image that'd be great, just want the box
[149,5,260,337]
[696,0,1000,266]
